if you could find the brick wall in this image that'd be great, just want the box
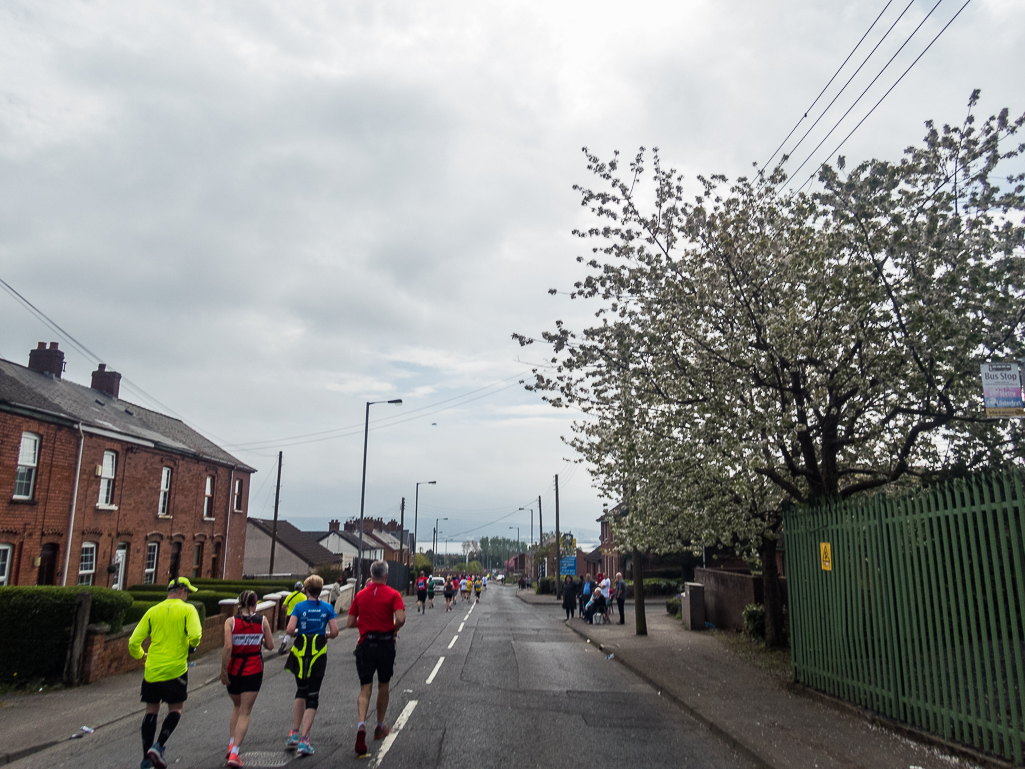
[1,411,251,587]
[80,602,277,685]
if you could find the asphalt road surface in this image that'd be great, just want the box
[15,586,756,769]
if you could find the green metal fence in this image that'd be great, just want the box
[785,468,1025,764]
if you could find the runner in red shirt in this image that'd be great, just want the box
[347,560,407,756]
[415,571,429,614]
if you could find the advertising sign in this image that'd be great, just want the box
[560,556,576,575]
[980,362,1025,418]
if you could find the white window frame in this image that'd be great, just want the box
[0,543,12,585]
[203,476,215,520]
[192,542,204,578]
[14,432,40,500]
[111,543,128,590]
[98,450,117,508]
[233,478,244,512]
[158,467,172,516]
[144,542,159,584]
[78,542,97,585]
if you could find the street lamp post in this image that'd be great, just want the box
[357,398,402,584]
[432,517,448,572]
[509,525,520,575]
[414,480,437,572]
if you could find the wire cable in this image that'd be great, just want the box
[761,0,897,173]
[782,0,950,189]
[793,0,974,193]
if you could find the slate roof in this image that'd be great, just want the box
[0,358,255,472]
[248,518,343,566]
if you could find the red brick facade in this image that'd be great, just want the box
[1,347,253,588]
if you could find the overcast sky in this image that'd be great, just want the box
[2,0,1021,552]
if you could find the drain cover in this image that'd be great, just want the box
[238,750,294,767]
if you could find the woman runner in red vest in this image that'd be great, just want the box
[220,590,275,767]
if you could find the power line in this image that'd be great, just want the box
[761,0,897,173]
[782,0,951,190]
[793,0,974,194]
[223,372,528,450]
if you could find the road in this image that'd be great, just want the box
[15,586,756,769]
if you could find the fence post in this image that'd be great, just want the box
[63,591,93,686]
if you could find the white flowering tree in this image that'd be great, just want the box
[516,94,1025,645]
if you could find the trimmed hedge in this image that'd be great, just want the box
[0,586,133,683]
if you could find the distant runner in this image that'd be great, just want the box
[278,582,306,655]
[427,575,436,609]
[473,576,482,602]
[415,571,428,614]
[443,577,455,611]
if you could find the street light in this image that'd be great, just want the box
[357,398,402,584]
[509,525,520,574]
[518,507,534,546]
[414,480,437,570]
[432,517,448,572]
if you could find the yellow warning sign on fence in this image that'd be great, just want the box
[819,542,833,571]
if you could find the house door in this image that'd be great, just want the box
[37,543,58,585]
[111,543,128,590]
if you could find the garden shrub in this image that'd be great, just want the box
[665,596,682,615]
[743,603,766,640]
[536,577,557,595]
[0,586,133,683]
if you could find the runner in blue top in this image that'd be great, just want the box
[284,575,339,756]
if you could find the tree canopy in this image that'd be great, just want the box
[517,94,1025,562]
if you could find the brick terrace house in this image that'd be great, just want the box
[243,518,345,576]
[0,343,255,588]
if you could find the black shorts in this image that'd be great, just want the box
[355,639,396,686]
[226,672,263,695]
[141,672,188,704]
[417,589,427,602]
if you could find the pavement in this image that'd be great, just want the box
[516,588,1006,769]
[0,589,1009,769]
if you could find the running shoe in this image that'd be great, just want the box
[140,760,154,769]
[355,726,368,756]
[146,743,167,769]
[227,749,243,768]
[296,740,314,757]
[285,730,301,749]
[373,724,390,740]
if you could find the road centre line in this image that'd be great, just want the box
[448,635,458,649]
[426,657,445,685]
[458,622,465,632]
[369,699,417,768]
[464,613,470,621]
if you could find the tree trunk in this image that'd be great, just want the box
[632,547,647,636]
[759,536,786,648]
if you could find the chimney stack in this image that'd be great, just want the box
[90,363,122,399]
[27,342,65,379]
[328,519,340,532]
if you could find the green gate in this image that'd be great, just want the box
[785,469,1025,764]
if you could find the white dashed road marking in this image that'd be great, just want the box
[426,657,445,685]
[458,622,465,632]
[448,635,458,649]
[369,699,417,768]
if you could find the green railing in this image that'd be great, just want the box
[785,468,1025,764]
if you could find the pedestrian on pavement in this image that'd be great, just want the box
[614,572,627,625]
[518,575,525,590]
[347,560,407,757]
[128,576,203,769]
[415,571,428,614]
[220,590,275,767]
[284,574,339,757]
[443,577,455,611]
[278,582,305,655]
[562,576,578,620]
[579,576,592,616]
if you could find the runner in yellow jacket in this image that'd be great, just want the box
[128,577,203,769]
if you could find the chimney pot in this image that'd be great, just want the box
[91,364,122,399]
[28,342,65,380]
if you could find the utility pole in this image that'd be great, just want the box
[398,497,406,593]
[268,451,282,576]
[537,494,543,583]
[555,474,562,599]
